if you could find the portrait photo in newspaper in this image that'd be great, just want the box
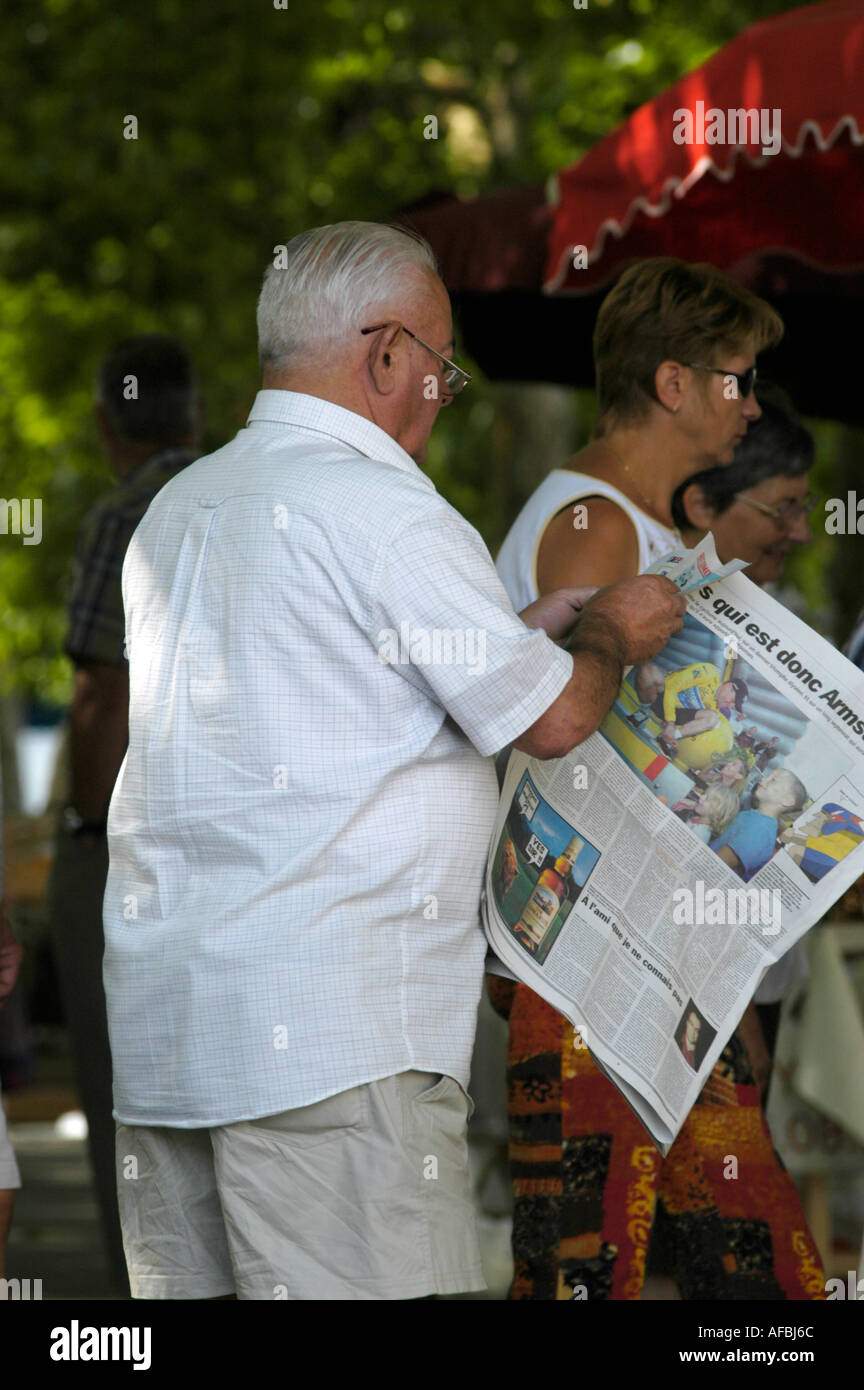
[673,1000,716,1072]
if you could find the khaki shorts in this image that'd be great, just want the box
[116,1071,485,1300]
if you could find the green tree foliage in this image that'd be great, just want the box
[0,0,823,700]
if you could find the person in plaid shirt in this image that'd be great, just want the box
[47,335,199,1294]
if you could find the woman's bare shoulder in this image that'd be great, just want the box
[536,493,640,591]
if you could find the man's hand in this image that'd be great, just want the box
[519,587,598,644]
[778,827,806,846]
[69,662,129,823]
[716,844,742,872]
[512,576,685,761]
[0,903,23,1009]
[576,575,686,665]
[738,1002,773,1101]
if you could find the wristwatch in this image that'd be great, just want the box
[62,806,108,837]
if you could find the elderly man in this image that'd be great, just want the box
[104,221,684,1301]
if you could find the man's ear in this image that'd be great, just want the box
[366,323,404,395]
[679,482,716,530]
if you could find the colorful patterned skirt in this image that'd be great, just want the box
[487,976,826,1301]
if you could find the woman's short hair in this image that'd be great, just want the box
[257,221,438,371]
[671,382,814,530]
[593,258,783,431]
[702,784,740,836]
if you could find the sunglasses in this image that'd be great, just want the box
[683,362,757,399]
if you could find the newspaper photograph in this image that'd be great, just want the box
[483,537,864,1153]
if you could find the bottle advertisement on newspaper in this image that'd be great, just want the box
[482,536,864,1154]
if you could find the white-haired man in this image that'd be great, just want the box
[103,221,684,1300]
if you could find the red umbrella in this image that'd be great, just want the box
[397,0,864,421]
[546,0,864,294]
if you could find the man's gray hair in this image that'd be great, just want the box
[257,221,438,371]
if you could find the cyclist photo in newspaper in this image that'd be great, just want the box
[599,613,851,888]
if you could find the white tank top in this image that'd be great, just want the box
[495,469,678,609]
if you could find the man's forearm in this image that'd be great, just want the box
[511,575,685,761]
[0,901,23,1007]
[562,608,628,741]
[737,1001,772,1097]
[68,666,129,821]
[566,604,628,668]
[514,610,627,758]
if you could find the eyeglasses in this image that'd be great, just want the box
[683,362,758,399]
[361,323,472,396]
[734,492,818,529]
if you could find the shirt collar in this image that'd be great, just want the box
[247,390,435,491]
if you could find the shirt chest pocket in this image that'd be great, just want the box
[184,633,235,725]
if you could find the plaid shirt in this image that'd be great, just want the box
[64,446,196,668]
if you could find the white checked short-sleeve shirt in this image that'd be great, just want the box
[103,391,573,1126]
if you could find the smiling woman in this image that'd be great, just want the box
[672,384,816,587]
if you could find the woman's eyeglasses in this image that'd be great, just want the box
[683,362,758,399]
[734,492,818,529]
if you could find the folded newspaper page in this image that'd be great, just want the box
[483,535,864,1153]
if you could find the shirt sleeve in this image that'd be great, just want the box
[369,506,574,758]
[64,504,133,668]
[714,812,775,878]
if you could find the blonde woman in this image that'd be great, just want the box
[672,783,740,843]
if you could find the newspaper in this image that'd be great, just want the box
[483,535,864,1153]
